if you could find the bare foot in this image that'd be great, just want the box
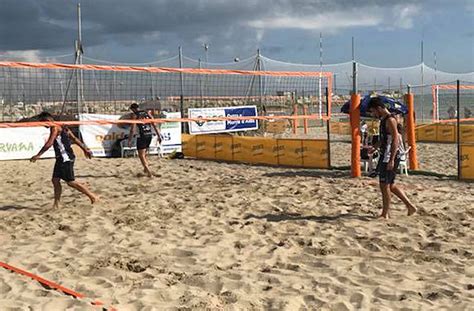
[90,195,99,204]
[378,213,389,220]
[407,204,417,216]
[52,203,60,209]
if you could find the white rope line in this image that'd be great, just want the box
[82,55,179,66]
[182,55,256,65]
[260,55,353,67]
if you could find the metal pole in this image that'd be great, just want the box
[420,40,424,122]
[198,58,203,106]
[113,71,116,114]
[456,80,461,180]
[352,37,357,95]
[352,61,357,94]
[326,87,331,168]
[245,51,259,98]
[319,32,323,119]
[204,43,209,64]
[257,49,263,113]
[434,51,439,121]
[203,43,209,101]
[179,46,186,132]
[77,3,83,115]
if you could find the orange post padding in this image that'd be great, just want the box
[405,93,419,170]
[292,104,299,134]
[350,94,361,178]
[303,105,308,134]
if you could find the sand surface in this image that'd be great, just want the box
[0,145,473,310]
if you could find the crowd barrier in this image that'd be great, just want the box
[460,144,474,180]
[415,124,474,143]
[182,134,329,168]
[330,121,474,144]
[329,121,351,135]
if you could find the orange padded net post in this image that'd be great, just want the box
[405,92,419,170]
[350,93,361,178]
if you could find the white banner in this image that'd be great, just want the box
[0,127,55,160]
[79,114,128,157]
[160,112,182,154]
[188,105,258,135]
[79,113,181,157]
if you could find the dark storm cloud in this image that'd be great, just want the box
[1,0,470,69]
[0,0,429,52]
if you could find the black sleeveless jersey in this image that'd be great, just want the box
[134,110,153,137]
[53,127,75,162]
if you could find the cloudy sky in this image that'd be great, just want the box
[0,0,473,72]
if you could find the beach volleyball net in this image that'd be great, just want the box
[406,81,474,178]
[431,82,474,123]
[0,61,333,168]
[0,61,332,123]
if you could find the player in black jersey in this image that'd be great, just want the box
[30,112,98,208]
[367,98,416,219]
[128,103,161,177]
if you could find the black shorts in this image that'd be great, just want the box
[379,159,400,184]
[136,136,152,150]
[53,160,75,182]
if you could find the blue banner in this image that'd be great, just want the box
[224,107,258,130]
[188,105,259,134]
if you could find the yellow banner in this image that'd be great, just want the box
[340,122,351,135]
[214,135,234,162]
[196,135,215,159]
[460,125,474,143]
[436,124,456,142]
[182,134,197,158]
[277,139,304,166]
[460,144,474,180]
[302,140,329,168]
[416,124,437,142]
[329,122,340,134]
[183,135,329,169]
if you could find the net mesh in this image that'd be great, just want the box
[0,62,331,122]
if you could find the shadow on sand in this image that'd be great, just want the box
[244,212,374,223]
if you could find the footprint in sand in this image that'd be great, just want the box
[0,280,12,294]
[349,292,367,309]
[373,286,401,301]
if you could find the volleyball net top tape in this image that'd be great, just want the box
[0,61,333,77]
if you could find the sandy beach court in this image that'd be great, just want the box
[0,153,473,310]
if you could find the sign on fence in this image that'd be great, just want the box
[159,112,182,154]
[79,113,181,157]
[0,127,55,160]
[188,106,258,135]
